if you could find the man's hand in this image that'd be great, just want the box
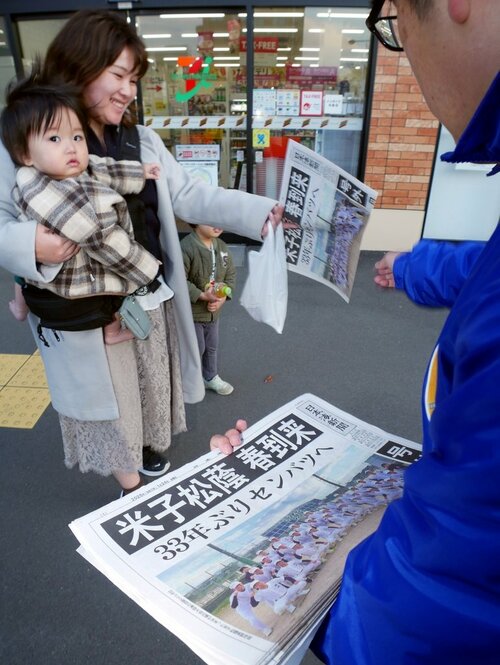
[210,419,248,455]
[374,252,401,288]
[35,225,79,264]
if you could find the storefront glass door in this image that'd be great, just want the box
[10,4,372,198]
[137,10,247,190]
[0,17,18,107]
[247,7,370,200]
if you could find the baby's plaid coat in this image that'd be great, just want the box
[15,155,159,298]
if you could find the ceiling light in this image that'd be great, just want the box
[316,12,368,19]
[163,57,179,61]
[340,57,368,62]
[213,63,240,67]
[276,63,286,68]
[295,56,319,61]
[308,29,325,33]
[342,29,365,34]
[181,33,198,38]
[213,56,240,60]
[277,47,292,52]
[242,28,298,33]
[238,12,304,17]
[300,47,320,52]
[213,47,230,52]
[142,34,172,39]
[213,33,229,37]
[160,13,225,18]
[351,48,369,53]
[276,57,289,61]
[146,46,187,52]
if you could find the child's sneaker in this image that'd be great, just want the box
[204,375,234,395]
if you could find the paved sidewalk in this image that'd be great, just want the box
[0,252,447,665]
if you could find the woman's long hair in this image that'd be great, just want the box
[42,10,148,125]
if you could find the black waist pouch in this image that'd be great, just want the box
[23,284,123,332]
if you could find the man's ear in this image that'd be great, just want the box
[448,0,471,24]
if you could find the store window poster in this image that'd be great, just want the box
[300,90,323,116]
[179,161,218,187]
[276,89,301,117]
[324,94,344,116]
[253,89,277,117]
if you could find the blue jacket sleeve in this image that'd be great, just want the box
[393,239,485,307]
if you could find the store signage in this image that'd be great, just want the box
[300,90,324,116]
[227,18,241,51]
[175,144,220,161]
[286,64,338,86]
[239,37,279,52]
[276,89,301,117]
[252,128,270,148]
[197,32,214,55]
[253,88,277,116]
[324,94,344,115]
[173,55,217,102]
[178,161,219,187]
[236,67,282,89]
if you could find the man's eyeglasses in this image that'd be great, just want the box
[366,0,403,52]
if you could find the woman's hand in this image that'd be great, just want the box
[261,203,301,238]
[374,252,401,288]
[210,419,248,455]
[35,225,79,264]
[261,204,284,238]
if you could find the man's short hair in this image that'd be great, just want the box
[409,0,434,20]
[372,1,433,21]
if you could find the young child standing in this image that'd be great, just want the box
[181,225,236,395]
[1,70,161,344]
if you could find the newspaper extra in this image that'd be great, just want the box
[280,142,377,303]
[70,394,420,665]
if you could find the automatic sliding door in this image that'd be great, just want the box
[137,10,247,192]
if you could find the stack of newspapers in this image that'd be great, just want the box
[70,394,420,665]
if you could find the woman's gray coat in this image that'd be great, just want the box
[0,126,276,420]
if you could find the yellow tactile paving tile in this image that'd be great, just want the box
[8,353,48,388]
[0,351,51,428]
[0,353,31,386]
[0,387,51,428]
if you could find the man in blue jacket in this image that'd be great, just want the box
[311,1,500,663]
[213,1,500,662]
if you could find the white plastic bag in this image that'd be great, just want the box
[239,223,288,334]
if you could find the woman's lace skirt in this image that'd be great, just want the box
[59,300,186,476]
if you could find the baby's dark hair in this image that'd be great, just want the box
[1,60,87,166]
